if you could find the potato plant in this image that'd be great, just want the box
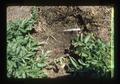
[67,33,111,79]
[7,7,48,78]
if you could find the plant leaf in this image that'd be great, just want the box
[84,35,91,43]
[69,56,80,70]
[37,63,46,68]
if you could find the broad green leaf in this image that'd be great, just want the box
[69,56,80,70]
[81,53,88,57]
[31,41,38,47]
[21,58,26,65]
[16,47,20,55]
[20,50,23,57]
[37,63,46,68]
[22,72,26,78]
[75,51,79,55]
[91,60,98,65]
[80,33,83,41]
[84,35,91,43]
[78,59,88,66]
[72,42,78,47]
[12,43,18,51]
[30,47,38,52]
[26,52,35,57]
[20,18,29,27]
[19,28,27,34]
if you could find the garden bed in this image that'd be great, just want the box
[7,6,112,79]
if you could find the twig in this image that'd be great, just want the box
[50,35,57,41]
[63,28,81,32]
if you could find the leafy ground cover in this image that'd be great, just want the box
[67,33,111,79]
[7,7,49,78]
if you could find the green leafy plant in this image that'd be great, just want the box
[67,33,111,79]
[7,7,48,78]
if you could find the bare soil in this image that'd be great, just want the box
[7,6,112,78]
[7,6,32,22]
